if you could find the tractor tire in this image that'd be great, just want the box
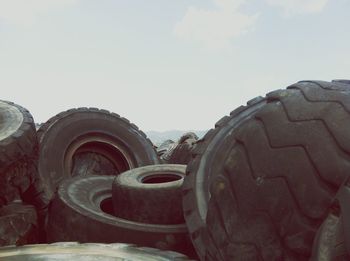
[0,100,38,206]
[0,202,38,246]
[37,108,159,200]
[167,133,198,165]
[183,80,350,260]
[112,164,185,224]
[0,242,193,260]
[47,175,196,258]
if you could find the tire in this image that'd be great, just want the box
[37,108,159,200]
[0,100,38,206]
[47,175,196,258]
[0,202,38,246]
[168,133,198,165]
[311,212,348,261]
[112,164,186,225]
[183,80,350,260]
[162,133,198,165]
[157,139,175,157]
[0,242,193,260]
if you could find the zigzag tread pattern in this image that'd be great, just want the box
[183,81,350,260]
[182,96,267,260]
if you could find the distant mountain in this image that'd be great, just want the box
[145,130,208,146]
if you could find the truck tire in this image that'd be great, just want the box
[0,242,192,260]
[0,202,38,246]
[183,80,350,260]
[168,133,198,165]
[112,164,186,224]
[37,108,159,200]
[47,175,196,258]
[157,140,175,158]
[0,100,38,206]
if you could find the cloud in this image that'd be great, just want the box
[266,0,329,15]
[0,0,78,26]
[174,0,258,51]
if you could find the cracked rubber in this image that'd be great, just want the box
[183,80,350,260]
[0,100,38,206]
[47,175,196,258]
[0,242,194,260]
[0,202,38,246]
[37,108,159,200]
[112,164,186,225]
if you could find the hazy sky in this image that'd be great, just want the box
[1,0,349,131]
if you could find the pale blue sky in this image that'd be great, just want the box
[1,0,349,131]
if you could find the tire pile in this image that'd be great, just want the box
[1,80,350,260]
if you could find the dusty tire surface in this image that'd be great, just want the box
[112,164,186,224]
[167,133,198,165]
[47,175,196,258]
[0,202,38,246]
[157,140,175,158]
[0,242,193,260]
[37,108,159,200]
[183,80,350,260]
[311,212,348,261]
[0,100,38,206]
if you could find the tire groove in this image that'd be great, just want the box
[255,116,336,195]
[235,140,318,226]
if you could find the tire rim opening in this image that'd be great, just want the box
[100,197,115,216]
[65,136,135,177]
[141,173,182,184]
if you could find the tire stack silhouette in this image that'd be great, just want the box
[1,80,350,260]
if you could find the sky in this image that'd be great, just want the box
[1,0,349,131]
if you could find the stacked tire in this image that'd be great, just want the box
[2,79,350,260]
[182,80,350,260]
[0,101,39,246]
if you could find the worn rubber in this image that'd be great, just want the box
[47,175,196,258]
[183,80,350,260]
[168,133,198,165]
[0,100,38,206]
[112,164,186,224]
[157,140,175,158]
[0,242,194,260]
[37,108,159,200]
[0,202,38,246]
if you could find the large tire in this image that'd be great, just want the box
[37,108,159,200]
[157,139,175,158]
[0,202,38,246]
[0,242,193,260]
[162,133,198,165]
[168,133,198,165]
[47,175,196,258]
[183,80,350,260]
[0,100,38,206]
[311,212,347,261]
[112,164,186,224]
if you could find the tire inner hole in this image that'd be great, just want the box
[100,197,115,216]
[72,141,131,177]
[141,173,182,184]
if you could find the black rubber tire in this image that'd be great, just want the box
[37,108,159,200]
[168,133,198,165]
[183,80,350,260]
[0,201,38,246]
[162,133,198,165]
[157,139,175,157]
[0,100,38,206]
[0,242,193,260]
[112,164,186,224]
[311,212,348,261]
[46,175,196,258]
